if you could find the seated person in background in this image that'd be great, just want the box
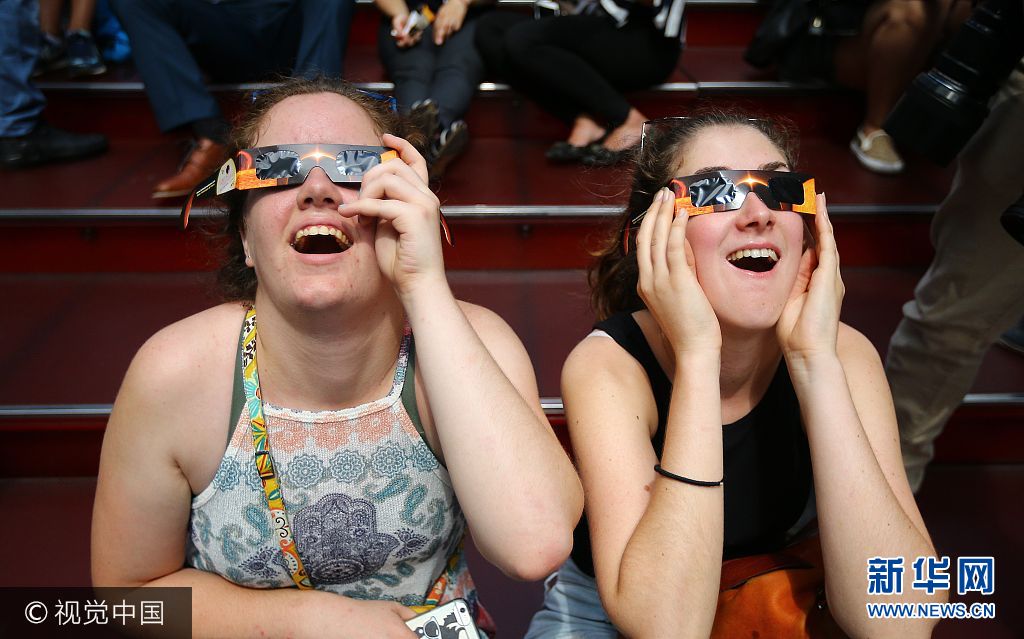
[1,0,107,168]
[91,77,583,637]
[375,0,490,179]
[474,0,685,166]
[836,0,970,174]
[35,0,107,76]
[110,0,357,198]
[527,111,941,637]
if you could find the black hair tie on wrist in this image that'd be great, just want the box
[654,464,724,487]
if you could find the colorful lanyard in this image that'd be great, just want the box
[241,307,313,589]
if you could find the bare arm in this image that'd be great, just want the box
[777,199,940,637]
[91,322,418,638]
[340,135,583,581]
[565,338,724,638]
[408,297,584,581]
[788,326,940,638]
[576,189,726,636]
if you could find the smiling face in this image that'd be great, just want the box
[239,92,388,312]
[676,124,809,332]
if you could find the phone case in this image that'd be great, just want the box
[405,598,480,639]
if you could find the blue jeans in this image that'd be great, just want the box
[110,0,356,132]
[525,558,619,639]
[0,0,45,137]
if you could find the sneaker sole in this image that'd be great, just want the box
[151,188,192,199]
[849,139,904,175]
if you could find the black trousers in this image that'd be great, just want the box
[111,0,356,132]
[377,14,485,128]
[474,11,680,128]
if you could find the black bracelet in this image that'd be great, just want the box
[654,464,724,487]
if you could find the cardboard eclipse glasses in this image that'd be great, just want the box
[179,143,452,246]
[624,169,816,253]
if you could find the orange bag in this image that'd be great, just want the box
[711,535,848,638]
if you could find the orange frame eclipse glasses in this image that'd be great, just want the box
[179,143,452,246]
[624,169,816,253]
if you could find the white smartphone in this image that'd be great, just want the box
[405,598,481,639]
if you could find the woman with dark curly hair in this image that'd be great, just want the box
[91,76,582,638]
[526,110,941,637]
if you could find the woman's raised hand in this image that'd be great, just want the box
[776,194,845,363]
[339,133,447,302]
[635,187,721,355]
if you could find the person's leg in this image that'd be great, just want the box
[0,0,46,137]
[503,15,678,143]
[835,0,962,132]
[66,0,106,76]
[109,0,221,132]
[428,18,483,127]
[39,0,63,37]
[886,68,1024,491]
[1,0,107,167]
[524,559,619,639]
[473,10,531,82]
[292,0,356,77]
[378,19,436,113]
[69,0,98,31]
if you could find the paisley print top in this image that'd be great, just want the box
[186,327,488,617]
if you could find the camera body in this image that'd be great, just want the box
[884,0,1023,165]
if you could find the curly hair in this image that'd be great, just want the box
[213,76,421,302]
[588,106,801,320]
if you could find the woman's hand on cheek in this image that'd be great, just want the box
[776,194,844,363]
[636,188,721,356]
[338,134,448,302]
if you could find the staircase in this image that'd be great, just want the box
[2,2,1021,636]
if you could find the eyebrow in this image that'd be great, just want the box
[690,161,790,174]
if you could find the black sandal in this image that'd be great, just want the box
[545,141,589,163]
[580,143,633,167]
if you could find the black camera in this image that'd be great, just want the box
[1001,194,1024,247]
[884,0,1023,165]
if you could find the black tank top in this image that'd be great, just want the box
[569,312,814,578]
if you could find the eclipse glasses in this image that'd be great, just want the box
[623,169,817,253]
[179,143,452,246]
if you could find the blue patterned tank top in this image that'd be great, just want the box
[186,322,486,612]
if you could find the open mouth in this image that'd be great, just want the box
[727,247,779,273]
[291,225,351,255]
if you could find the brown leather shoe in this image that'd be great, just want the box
[152,137,230,199]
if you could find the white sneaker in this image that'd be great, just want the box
[850,128,905,174]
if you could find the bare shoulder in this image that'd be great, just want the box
[563,334,658,436]
[835,322,894,406]
[127,303,246,395]
[110,303,246,468]
[564,332,649,388]
[836,322,884,369]
[456,300,514,338]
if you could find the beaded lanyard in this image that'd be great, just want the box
[241,307,312,589]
